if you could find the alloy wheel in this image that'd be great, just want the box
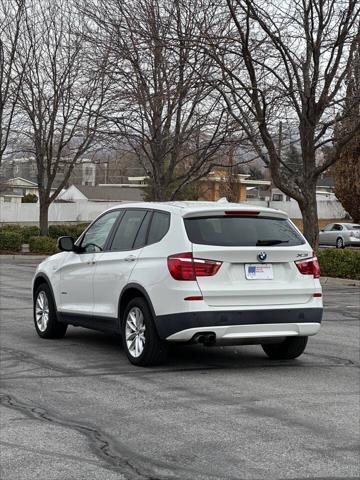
[336,238,343,248]
[125,307,146,358]
[35,291,49,332]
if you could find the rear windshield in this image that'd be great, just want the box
[184,216,305,247]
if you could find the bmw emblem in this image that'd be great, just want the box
[258,251,267,262]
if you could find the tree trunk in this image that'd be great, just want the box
[298,185,319,250]
[39,199,50,236]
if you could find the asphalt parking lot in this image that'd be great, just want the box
[0,258,359,480]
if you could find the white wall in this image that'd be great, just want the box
[0,198,348,224]
[246,199,347,219]
[0,196,22,205]
[0,201,128,224]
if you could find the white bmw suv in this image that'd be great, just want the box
[32,202,323,366]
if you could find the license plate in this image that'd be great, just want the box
[245,264,273,280]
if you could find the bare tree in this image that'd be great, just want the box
[200,0,360,247]
[81,0,236,200]
[332,37,360,223]
[0,0,25,165]
[16,0,110,235]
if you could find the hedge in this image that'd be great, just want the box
[22,193,38,203]
[20,226,41,242]
[0,231,22,252]
[29,236,58,255]
[0,224,23,233]
[0,224,40,243]
[48,223,88,240]
[0,223,87,242]
[318,248,360,280]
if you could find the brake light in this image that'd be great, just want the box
[295,256,320,278]
[167,252,222,280]
[225,210,259,216]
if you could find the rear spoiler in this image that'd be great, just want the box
[182,209,288,219]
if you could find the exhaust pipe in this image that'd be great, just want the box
[193,332,216,346]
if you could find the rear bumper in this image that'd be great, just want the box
[348,238,360,246]
[155,308,323,341]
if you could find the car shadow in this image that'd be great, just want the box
[62,326,304,372]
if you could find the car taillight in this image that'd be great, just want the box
[295,256,320,278]
[167,252,222,280]
[224,210,259,216]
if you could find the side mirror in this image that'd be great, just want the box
[58,236,75,252]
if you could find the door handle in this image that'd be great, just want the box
[86,261,96,265]
[124,255,136,262]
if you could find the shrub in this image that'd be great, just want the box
[48,224,71,239]
[48,223,88,240]
[318,248,360,280]
[0,225,41,243]
[0,224,23,233]
[20,226,41,243]
[0,231,22,252]
[22,193,38,203]
[75,223,90,235]
[29,236,58,255]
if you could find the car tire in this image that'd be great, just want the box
[122,297,168,366]
[336,237,344,249]
[34,283,68,339]
[262,336,308,360]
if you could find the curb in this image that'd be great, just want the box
[0,254,47,261]
[321,276,360,287]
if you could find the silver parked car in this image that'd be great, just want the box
[319,223,360,248]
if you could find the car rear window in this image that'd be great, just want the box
[184,216,305,246]
[345,224,360,230]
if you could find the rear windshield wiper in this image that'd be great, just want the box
[256,240,289,246]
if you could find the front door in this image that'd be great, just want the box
[58,210,120,316]
[319,224,334,245]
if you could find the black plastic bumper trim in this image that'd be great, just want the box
[57,312,119,333]
[154,308,323,339]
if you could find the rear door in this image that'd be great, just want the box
[329,224,343,246]
[92,209,151,319]
[184,212,315,307]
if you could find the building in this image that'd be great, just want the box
[70,160,97,186]
[58,184,146,203]
[0,155,145,188]
[198,170,271,202]
[0,192,23,205]
[270,176,336,203]
[0,177,58,200]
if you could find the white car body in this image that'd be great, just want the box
[33,202,323,358]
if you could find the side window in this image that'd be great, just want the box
[323,224,333,231]
[133,212,152,249]
[331,224,341,231]
[147,211,170,245]
[110,209,147,251]
[272,193,283,201]
[80,210,120,252]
